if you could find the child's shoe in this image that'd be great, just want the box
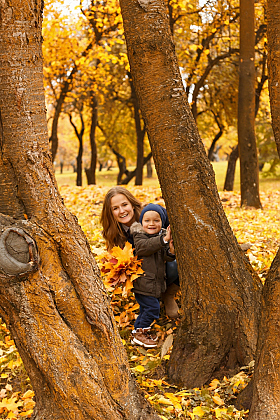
[142,327,158,342]
[131,328,157,348]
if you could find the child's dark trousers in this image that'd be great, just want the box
[134,293,160,330]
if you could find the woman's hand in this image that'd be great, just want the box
[169,238,175,255]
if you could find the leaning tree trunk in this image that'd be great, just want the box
[238,0,262,208]
[120,0,262,388]
[0,2,160,419]
[249,1,280,418]
[224,145,239,191]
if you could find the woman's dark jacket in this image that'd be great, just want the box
[130,222,175,298]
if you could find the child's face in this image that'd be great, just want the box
[142,211,162,234]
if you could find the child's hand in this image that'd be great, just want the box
[164,225,172,242]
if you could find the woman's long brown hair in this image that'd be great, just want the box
[100,187,142,250]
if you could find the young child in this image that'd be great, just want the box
[130,203,175,348]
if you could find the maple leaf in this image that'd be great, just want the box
[0,395,23,412]
[98,242,143,295]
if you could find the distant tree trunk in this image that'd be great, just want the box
[111,148,128,184]
[146,158,153,178]
[207,111,224,162]
[249,1,280,418]
[120,152,153,185]
[69,113,84,187]
[224,145,239,191]
[208,130,223,161]
[224,52,267,191]
[128,73,146,186]
[238,0,262,208]
[0,2,160,419]
[255,51,268,117]
[60,161,64,174]
[85,94,97,185]
[50,78,75,163]
[120,0,262,388]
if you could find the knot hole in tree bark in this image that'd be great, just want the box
[0,227,39,276]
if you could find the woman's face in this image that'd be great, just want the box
[110,194,135,226]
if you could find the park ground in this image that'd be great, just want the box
[1,161,280,419]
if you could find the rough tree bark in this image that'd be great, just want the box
[248,250,280,419]
[266,0,280,156]
[0,1,160,419]
[119,0,262,388]
[238,0,262,208]
[249,0,280,417]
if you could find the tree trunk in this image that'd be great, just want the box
[85,93,97,185]
[207,129,223,161]
[266,0,280,156]
[224,145,239,191]
[69,113,84,187]
[249,1,280,417]
[238,0,262,208]
[129,76,146,186]
[0,2,160,419]
[120,152,152,185]
[146,158,153,178]
[248,249,280,419]
[50,79,75,163]
[111,148,128,184]
[120,0,262,388]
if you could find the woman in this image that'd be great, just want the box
[100,186,179,318]
[100,186,142,250]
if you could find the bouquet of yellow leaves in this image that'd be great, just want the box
[98,242,144,297]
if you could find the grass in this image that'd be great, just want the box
[55,161,280,192]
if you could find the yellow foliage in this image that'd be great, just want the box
[215,407,228,418]
[208,378,220,390]
[193,406,206,417]
[98,242,144,297]
[133,365,145,373]
[212,394,225,406]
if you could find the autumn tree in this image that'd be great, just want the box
[119,0,262,388]
[0,1,161,418]
[43,0,93,162]
[238,0,262,208]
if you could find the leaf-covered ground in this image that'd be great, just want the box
[1,186,280,419]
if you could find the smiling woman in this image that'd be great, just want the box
[100,186,142,250]
[111,194,136,226]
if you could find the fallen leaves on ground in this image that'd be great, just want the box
[0,324,34,419]
[1,186,280,419]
